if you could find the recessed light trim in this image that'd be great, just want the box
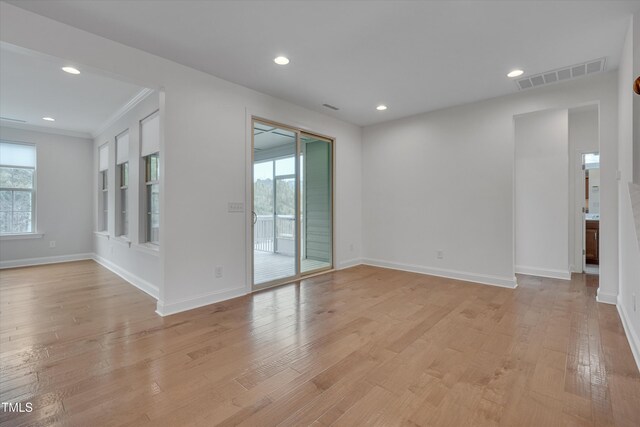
[376,105,387,111]
[42,117,55,122]
[274,56,290,65]
[62,66,80,75]
[507,69,524,78]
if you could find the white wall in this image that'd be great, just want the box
[0,126,93,267]
[92,91,161,299]
[0,3,363,315]
[362,71,618,292]
[569,107,599,271]
[514,109,569,279]
[617,14,640,370]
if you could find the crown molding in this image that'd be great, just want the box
[92,88,154,138]
[0,120,92,139]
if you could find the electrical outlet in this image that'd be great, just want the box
[349,243,354,252]
[214,266,223,278]
[49,240,56,248]
[437,250,444,259]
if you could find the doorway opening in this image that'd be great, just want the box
[583,152,600,275]
[251,118,333,290]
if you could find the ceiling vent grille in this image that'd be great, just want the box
[322,103,340,111]
[515,58,606,91]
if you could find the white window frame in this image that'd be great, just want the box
[0,141,37,235]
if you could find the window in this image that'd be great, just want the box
[145,153,159,244]
[119,162,129,237]
[0,141,36,234]
[98,143,109,232]
[116,130,129,237]
[100,170,108,232]
[140,110,160,245]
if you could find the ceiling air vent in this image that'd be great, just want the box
[515,58,606,91]
[322,103,340,111]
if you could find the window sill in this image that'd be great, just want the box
[94,231,110,239]
[113,236,132,248]
[133,243,160,256]
[0,233,44,241]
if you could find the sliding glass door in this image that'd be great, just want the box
[252,119,333,289]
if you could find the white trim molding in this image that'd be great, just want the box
[617,298,640,373]
[0,232,44,241]
[515,265,572,280]
[0,120,92,139]
[156,287,247,317]
[596,288,618,304]
[362,258,518,289]
[92,88,155,138]
[0,252,93,269]
[93,254,159,299]
[336,258,363,270]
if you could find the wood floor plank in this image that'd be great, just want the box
[1,261,639,426]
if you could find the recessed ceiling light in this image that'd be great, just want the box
[62,66,80,75]
[42,117,55,121]
[274,56,290,65]
[507,69,524,78]
[376,105,387,111]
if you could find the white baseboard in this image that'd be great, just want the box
[0,253,93,269]
[515,265,571,280]
[93,254,159,300]
[361,258,518,289]
[596,288,618,305]
[337,258,362,269]
[156,286,247,317]
[617,297,640,373]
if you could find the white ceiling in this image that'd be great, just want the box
[0,43,145,136]
[7,0,640,126]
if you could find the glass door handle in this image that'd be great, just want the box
[252,211,257,225]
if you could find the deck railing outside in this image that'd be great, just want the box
[254,215,295,252]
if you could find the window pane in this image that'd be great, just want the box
[147,183,159,244]
[12,212,31,233]
[149,183,160,214]
[146,153,159,182]
[13,191,31,212]
[11,168,34,189]
[275,156,295,176]
[122,162,129,187]
[0,167,34,189]
[0,191,12,211]
[150,214,159,243]
[0,168,11,188]
[121,188,128,237]
[0,211,11,233]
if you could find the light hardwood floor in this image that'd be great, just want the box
[1,260,639,426]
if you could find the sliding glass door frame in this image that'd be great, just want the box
[251,117,334,291]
